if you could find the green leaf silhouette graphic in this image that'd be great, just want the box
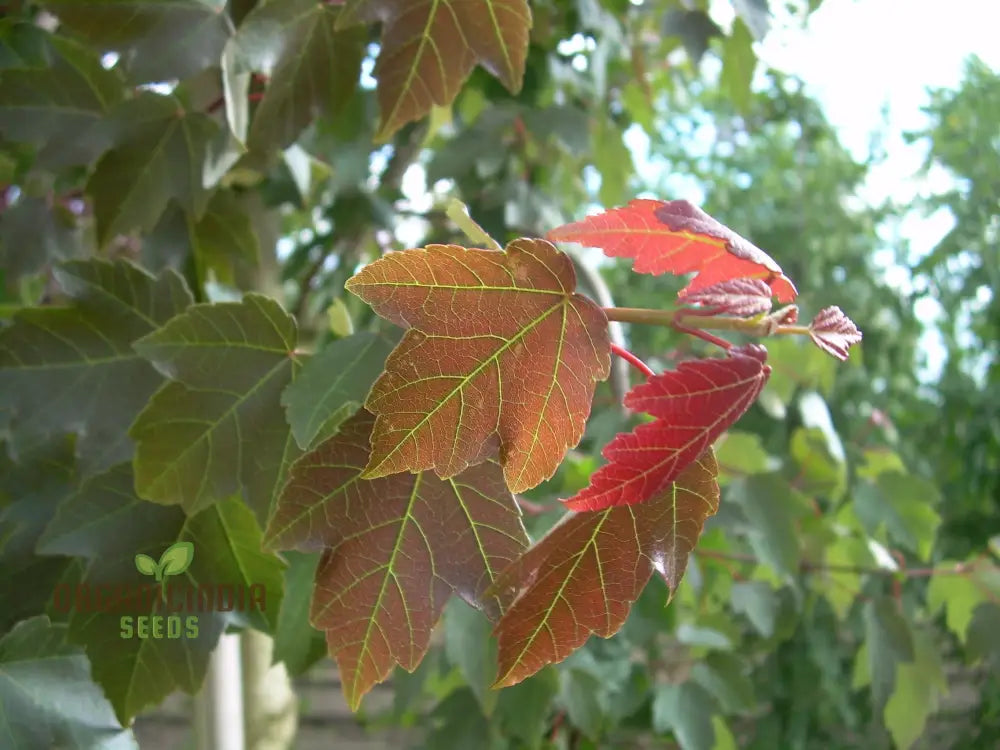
[135,553,157,577]
[157,541,194,580]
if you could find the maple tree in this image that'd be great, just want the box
[1,1,998,748]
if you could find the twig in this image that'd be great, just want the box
[695,548,993,579]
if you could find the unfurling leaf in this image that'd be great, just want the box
[808,306,862,360]
[264,410,529,710]
[337,0,531,141]
[564,345,769,511]
[547,199,797,303]
[680,278,774,317]
[345,239,610,494]
[493,451,719,687]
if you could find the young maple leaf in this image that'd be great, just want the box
[345,239,611,494]
[808,306,862,361]
[264,410,528,710]
[563,344,770,512]
[493,451,719,687]
[679,277,774,317]
[547,199,797,303]
[337,0,531,141]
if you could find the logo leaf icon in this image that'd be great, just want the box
[157,542,195,580]
[135,553,157,577]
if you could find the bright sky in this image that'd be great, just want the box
[715,0,1000,258]
[708,0,1000,379]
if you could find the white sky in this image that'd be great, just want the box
[709,0,1000,259]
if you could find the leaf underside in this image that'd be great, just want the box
[547,199,797,303]
[338,0,531,140]
[264,409,529,710]
[493,450,720,687]
[564,345,770,512]
[345,239,611,494]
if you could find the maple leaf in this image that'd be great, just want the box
[345,239,611,494]
[336,0,531,141]
[564,345,770,512]
[809,306,863,361]
[226,0,365,152]
[264,410,528,709]
[493,451,720,687]
[680,278,774,317]
[43,0,231,84]
[547,199,797,303]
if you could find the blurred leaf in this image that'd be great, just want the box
[714,431,772,480]
[338,0,531,141]
[325,298,354,338]
[0,436,76,634]
[0,616,137,749]
[272,550,327,676]
[818,534,875,619]
[853,472,941,560]
[862,597,914,710]
[690,651,755,714]
[43,0,231,83]
[884,629,947,750]
[652,681,717,750]
[425,688,495,750]
[732,0,771,40]
[927,560,996,643]
[790,426,846,498]
[720,21,755,113]
[87,93,218,246]
[0,259,192,473]
[730,580,779,637]
[0,35,121,167]
[728,473,801,578]
[494,667,559,748]
[661,9,721,65]
[228,0,365,152]
[38,463,284,723]
[188,190,260,286]
[281,330,396,450]
[444,599,499,715]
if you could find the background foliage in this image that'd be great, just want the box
[0,1,998,748]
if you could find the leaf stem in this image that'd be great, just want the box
[603,307,811,337]
[445,199,502,251]
[610,343,654,378]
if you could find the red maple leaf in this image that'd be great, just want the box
[547,199,797,303]
[809,306,862,360]
[563,344,770,512]
[679,277,774,317]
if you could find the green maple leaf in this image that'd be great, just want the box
[38,464,285,723]
[225,0,365,152]
[42,0,231,84]
[0,259,193,474]
[0,616,137,749]
[86,92,218,246]
[130,295,300,522]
